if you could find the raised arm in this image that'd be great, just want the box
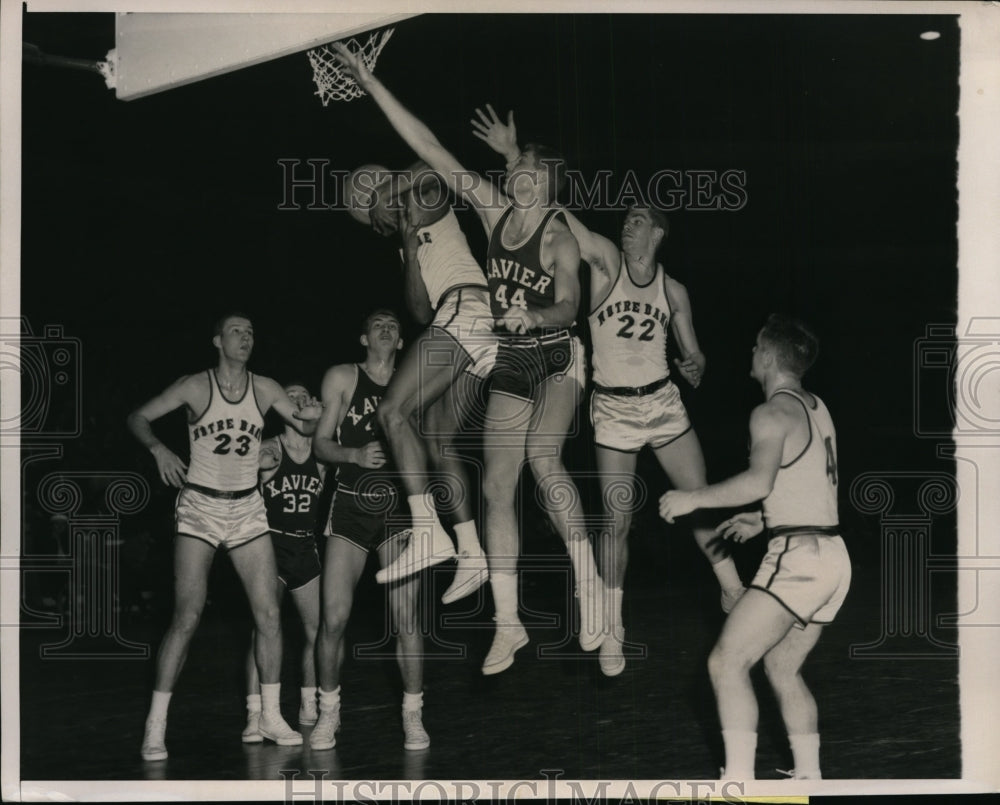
[257,376,321,436]
[664,277,706,388]
[399,207,434,326]
[471,105,620,295]
[126,374,196,488]
[659,402,788,523]
[312,364,386,469]
[332,45,504,231]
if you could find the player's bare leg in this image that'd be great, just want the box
[763,622,825,779]
[525,372,603,652]
[141,535,215,761]
[241,575,285,743]
[376,329,464,583]
[424,371,488,604]
[380,532,429,749]
[230,536,301,746]
[480,391,532,674]
[289,576,321,724]
[594,446,640,676]
[707,590,797,780]
[312,537,368,750]
[653,431,745,612]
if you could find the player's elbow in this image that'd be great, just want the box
[746,473,775,502]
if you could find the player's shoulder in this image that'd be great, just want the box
[169,370,209,398]
[756,392,807,429]
[321,362,358,391]
[662,271,689,301]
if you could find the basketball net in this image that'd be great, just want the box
[307,28,394,106]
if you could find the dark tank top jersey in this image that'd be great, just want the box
[335,365,395,491]
[261,440,324,535]
[485,206,565,323]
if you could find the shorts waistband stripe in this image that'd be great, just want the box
[769,525,841,537]
[594,376,671,397]
[184,483,258,500]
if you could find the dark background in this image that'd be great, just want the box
[15,9,964,785]
[19,10,960,530]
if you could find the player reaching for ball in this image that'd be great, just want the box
[341,161,496,605]
[472,106,747,678]
[659,315,851,780]
[333,44,603,676]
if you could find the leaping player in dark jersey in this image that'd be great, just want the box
[309,310,430,752]
[472,108,748,678]
[242,382,325,743]
[661,315,851,780]
[127,312,322,762]
[333,46,604,676]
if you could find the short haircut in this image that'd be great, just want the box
[213,311,253,337]
[524,143,568,203]
[628,203,670,239]
[362,308,400,333]
[759,314,820,377]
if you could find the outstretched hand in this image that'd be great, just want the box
[659,489,697,524]
[714,511,765,543]
[471,104,518,160]
[331,42,374,89]
[293,398,324,421]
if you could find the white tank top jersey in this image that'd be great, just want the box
[588,256,672,388]
[762,390,839,529]
[414,209,487,309]
[185,370,265,491]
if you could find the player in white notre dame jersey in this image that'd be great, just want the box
[127,312,321,762]
[333,45,603,678]
[469,106,746,676]
[360,162,495,604]
[660,315,851,781]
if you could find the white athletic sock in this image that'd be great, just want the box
[490,572,519,621]
[260,683,282,715]
[301,686,317,704]
[721,730,757,780]
[789,732,821,777]
[246,693,261,713]
[607,585,624,628]
[319,686,341,712]
[568,537,599,586]
[408,493,440,526]
[148,690,172,722]
[402,691,423,712]
[712,556,742,591]
[454,520,481,555]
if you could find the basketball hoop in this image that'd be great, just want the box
[307,28,394,106]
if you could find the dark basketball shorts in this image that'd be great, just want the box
[490,330,586,403]
[270,531,321,591]
[325,485,410,553]
[750,530,852,627]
